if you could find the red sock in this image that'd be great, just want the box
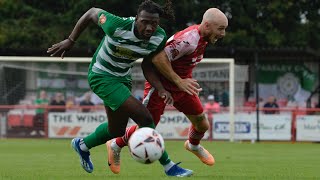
[188,125,205,145]
[115,125,138,148]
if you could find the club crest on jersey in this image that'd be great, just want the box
[99,14,107,24]
[170,48,179,59]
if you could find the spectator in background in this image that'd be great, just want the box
[204,95,220,135]
[80,92,95,112]
[91,92,103,105]
[263,95,279,114]
[31,90,49,136]
[204,95,221,114]
[66,96,76,112]
[221,90,229,107]
[49,92,66,112]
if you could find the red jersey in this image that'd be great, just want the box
[145,25,208,92]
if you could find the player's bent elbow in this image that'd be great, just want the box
[152,51,169,64]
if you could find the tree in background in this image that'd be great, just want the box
[0,0,319,51]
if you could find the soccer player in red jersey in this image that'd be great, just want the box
[108,7,228,171]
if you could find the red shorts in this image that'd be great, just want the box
[143,87,204,125]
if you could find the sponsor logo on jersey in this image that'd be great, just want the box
[99,14,107,24]
[168,42,179,59]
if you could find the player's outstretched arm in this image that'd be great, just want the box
[152,51,201,96]
[47,7,102,58]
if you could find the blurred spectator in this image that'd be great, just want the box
[31,90,49,136]
[80,92,95,112]
[91,92,103,105]
[263,95,279,114]
[49,92,66,112]
[66,96,76,112]
[221,90,229,107]
[75,91,103,105]
[204,95,220,113]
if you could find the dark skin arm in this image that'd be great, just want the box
[142,56,174,105]
[47,7,102,58]
[152,50,202,96]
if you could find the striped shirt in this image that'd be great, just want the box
[90,10,167,77]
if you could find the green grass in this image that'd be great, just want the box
[0,139,319,180]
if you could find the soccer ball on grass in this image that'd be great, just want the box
[128,127,165,164]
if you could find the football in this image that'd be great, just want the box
[128,127,165,164]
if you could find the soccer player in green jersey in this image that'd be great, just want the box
[47,0,192,177]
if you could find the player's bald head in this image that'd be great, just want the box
[199,8,228,44]
[201,8,228,25]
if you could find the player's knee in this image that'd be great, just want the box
[201,121,210,131]
[196,123,209,132]
[194,117,210,132]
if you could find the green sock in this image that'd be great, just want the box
[158,150,171,165]
[83,122,112,149]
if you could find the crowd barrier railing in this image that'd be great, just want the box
[0,105,319,142]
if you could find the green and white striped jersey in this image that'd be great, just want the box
[90,10,167,77]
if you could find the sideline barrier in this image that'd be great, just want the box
[0,105,319,142]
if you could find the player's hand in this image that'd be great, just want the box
[47,38,75,59]
[158,89,174,106]
[177,78,202,96]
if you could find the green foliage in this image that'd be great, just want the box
[0,0,319,50]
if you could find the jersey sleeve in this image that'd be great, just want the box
[97,10,132,36]
[154,29,167,54]
[164,35,198,61]
[146,28,167,58]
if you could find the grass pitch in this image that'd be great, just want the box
[0,139,319,180]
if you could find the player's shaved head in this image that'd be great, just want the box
[201,8,228,27]
[199,8,228,44]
